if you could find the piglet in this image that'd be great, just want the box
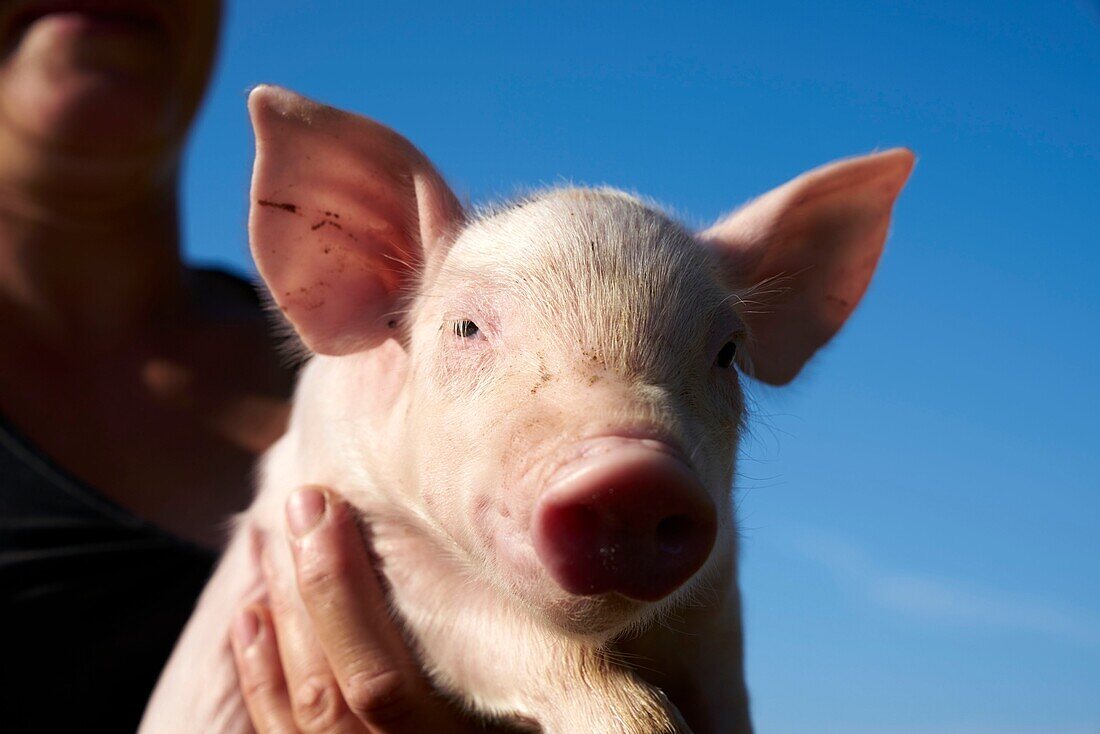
[141,85,913,734]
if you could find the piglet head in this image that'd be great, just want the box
[248,86,913,638]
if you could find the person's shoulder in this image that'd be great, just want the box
[184,265,298,397]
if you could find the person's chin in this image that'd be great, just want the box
[60,71,177,147]
[1,10,181,154]
[4,67,177,156]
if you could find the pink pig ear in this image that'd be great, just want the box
[247,85,464,355]
[701,148,915,385]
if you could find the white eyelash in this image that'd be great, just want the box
[450,319,479,338]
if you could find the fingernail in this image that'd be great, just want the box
[287,487,326,537]
[233,607,260,648]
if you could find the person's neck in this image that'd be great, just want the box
[0,170,189,355]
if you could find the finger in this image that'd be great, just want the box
[263,546,366,734]
[286,488,463,733]
[230,604,299,734]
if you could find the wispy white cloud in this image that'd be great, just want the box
[787,526,1100,648]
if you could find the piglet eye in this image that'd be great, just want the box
[453,319,480,338]
[715,341,737,369]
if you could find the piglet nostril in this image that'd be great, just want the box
[655,514,694,557]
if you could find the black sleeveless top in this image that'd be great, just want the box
[0,411,218,731]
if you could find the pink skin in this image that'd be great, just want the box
[142,86,913,734]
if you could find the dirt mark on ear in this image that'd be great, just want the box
[258,199,300,214]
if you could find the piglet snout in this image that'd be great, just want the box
[532,443,717,602]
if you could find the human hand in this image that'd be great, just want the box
[229,487,520,733]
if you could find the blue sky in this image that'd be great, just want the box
[182,3,1100,732]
